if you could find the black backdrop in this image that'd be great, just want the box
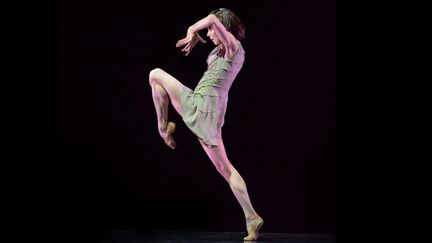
[58,0,336,235]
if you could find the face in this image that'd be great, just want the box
[207,27,220,45]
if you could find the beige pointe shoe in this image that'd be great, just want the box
[243,216,264,241]
[164,122,176,149]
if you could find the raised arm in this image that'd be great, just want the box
[176,14,238,56]
[189,14,238,53]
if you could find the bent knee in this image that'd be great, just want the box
[149,68,165,81]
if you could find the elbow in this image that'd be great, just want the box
[207,14,217,26]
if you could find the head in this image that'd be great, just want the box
[207,8,245,45]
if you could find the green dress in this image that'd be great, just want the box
[181,42,245,147]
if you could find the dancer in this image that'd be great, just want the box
[149,8,263,240]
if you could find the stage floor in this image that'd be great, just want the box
[101,230,336,243]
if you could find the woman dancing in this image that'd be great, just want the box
[149,8,264,240]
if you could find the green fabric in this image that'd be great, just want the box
[181,42,245,147]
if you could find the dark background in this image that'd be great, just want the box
[58,0,335,235]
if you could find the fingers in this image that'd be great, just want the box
[176,39,186,47]
[182,45,188,52]
[178,40,196,56]
[185,47,192,56]
[176,34,200,56]
[176,36,190,47]
[181,41,190,51]
[182,44,193,56]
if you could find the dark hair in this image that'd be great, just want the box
[210,8,245,40]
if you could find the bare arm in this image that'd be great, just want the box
[176,14,238,56]
[189,14,238,52]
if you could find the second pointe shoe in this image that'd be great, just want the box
[243,216,264,241]
[164,122,176,149]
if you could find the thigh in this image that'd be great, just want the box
[150,68,185,115]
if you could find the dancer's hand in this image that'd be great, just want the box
[176,29,206,56]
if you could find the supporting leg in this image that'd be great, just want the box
[199,138,264,240]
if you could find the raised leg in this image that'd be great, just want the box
[149,68,185,148]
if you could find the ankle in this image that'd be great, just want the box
[158,123,168,134]
[246,214,261,222]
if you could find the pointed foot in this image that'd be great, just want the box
[243,216,263,241]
